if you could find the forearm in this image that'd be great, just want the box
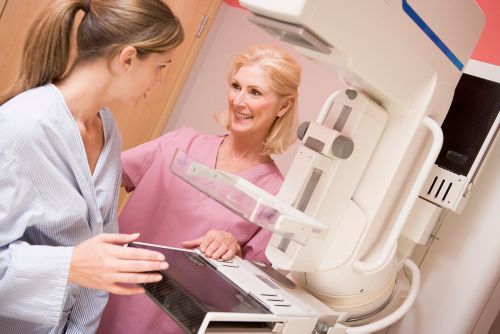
[0,241,73,325]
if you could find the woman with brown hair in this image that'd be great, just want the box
[0,0,183,332]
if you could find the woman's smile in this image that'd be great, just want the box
[234,111,253,120]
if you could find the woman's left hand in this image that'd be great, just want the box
[182,230,242,261]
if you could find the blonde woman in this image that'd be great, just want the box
[0,0,183,332]
[99,44,301,334]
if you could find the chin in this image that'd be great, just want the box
[230,123,252,134]
[231,118,254,129]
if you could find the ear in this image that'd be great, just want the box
[116,46,138,72]
[277,96,293,118]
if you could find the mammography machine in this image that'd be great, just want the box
[141,1,499,333]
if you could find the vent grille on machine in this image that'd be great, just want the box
[426,175,454,202]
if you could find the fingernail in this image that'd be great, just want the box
[155,275,163,281]
[131,233,140,238]
[159,262,168,270]
[157,254,165,261]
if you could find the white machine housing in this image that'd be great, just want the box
[240,0,484,272]
[236,0,485,331]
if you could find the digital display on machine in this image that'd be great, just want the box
[128,242,270,333]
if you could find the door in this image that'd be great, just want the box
[0,0,50,91]
[0,0,7,19]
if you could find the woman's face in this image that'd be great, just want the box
[227,65,287,138]
[119,49,173,106]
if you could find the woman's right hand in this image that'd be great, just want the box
[68,233,167,295]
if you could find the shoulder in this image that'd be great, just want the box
[167,126,210,141]
[1,84,60,117]
[247,161,284,195]
[158,126,222,149]
[0,85,63,149]
[265,162,285,187]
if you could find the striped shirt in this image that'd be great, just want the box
[0,84,121,333]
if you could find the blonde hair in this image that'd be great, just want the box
[216,44,301,155]
[0,0,184,105]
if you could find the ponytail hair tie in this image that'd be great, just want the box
[82,0,91,13]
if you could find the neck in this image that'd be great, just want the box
[55,61,111,127]
[216,133,272,173]
[224,133,268,160]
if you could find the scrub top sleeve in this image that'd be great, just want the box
[241,227,273,265]
[0,153,72,325]
[121,128,183,192]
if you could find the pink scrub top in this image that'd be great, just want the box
[98,127,284,334]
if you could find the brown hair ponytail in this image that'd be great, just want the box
[1,0,184,105]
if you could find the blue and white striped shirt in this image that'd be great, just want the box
[0,84,122,333]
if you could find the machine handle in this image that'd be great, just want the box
[353,116,443,274]
[316,90,343,124]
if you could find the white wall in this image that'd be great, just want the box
[165,3,345,173]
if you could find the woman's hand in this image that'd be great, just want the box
[69,233,167,295]
[182,230,242,261]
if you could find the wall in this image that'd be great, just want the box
[472,0,500,66]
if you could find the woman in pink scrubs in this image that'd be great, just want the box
[98,44,301,333]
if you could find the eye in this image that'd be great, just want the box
[250,88,262,96]
[158,60,171,70]
[231,82,241,90]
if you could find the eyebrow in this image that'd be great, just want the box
[232,79,263,90]
[247,85,264,91]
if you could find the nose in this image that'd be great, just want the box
[232,90,246,106]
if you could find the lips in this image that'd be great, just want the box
[234,111,253,119]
